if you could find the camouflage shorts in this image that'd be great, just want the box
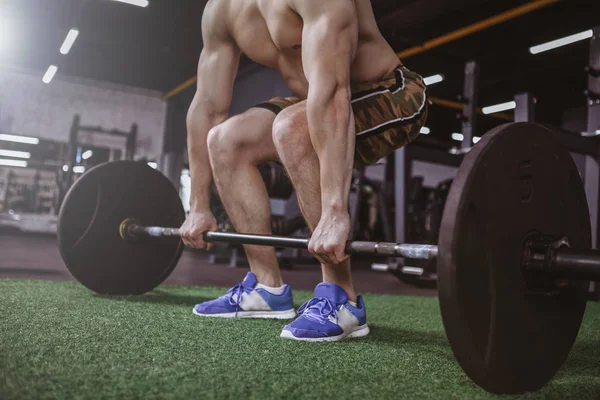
[254,65,428,168]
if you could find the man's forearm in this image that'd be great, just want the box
[307,87,355,214]
[187,108,227,211]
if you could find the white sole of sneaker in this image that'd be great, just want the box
[192,308,296,319]
[279,324,370,342]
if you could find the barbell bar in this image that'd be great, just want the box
[120,218,439,259]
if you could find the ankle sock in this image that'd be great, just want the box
[256,283,286,295]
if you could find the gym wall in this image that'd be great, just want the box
[229,65,293,116]
[0,65,167,161]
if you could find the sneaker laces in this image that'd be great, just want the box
[225,283,249,314]
[297,297,338,323]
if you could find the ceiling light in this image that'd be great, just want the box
[423,74,444,86]
[0,159,28,167]
[473,136,481,144]
[0,14,12,54]
[82,150,93,160]
[0,149,31,159]
[62,165,69,172]
[43,65,58,84]
[60,29,79,55]
[530,30,593,54]
[420,127,430,135]
[73,166,85,174]
[0,133,39,144]
[452,133,464,141]
[147,162,158,169]
[113,0,149,7]
[482,101,516,115]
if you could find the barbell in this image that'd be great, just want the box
[57,122,600,394]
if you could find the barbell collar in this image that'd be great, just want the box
[522,234,600,281]
[344,241,437,259]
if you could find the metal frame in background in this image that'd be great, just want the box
[514,92,536,123]
[60,115,138,206]
[587,26,600,251]
[460,61,480,150]
[586,26,600,299]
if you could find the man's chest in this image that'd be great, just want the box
[232,1,303,66]
[258,0,303,50]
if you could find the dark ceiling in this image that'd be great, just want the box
[2,0,599,141]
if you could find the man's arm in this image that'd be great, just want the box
[187,0,240,211]
[294,0,358,217]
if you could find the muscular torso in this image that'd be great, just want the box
[216,0,400,98]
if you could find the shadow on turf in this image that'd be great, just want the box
[95,290,210,307]
[369,327,600,385]
[366,325,455,359]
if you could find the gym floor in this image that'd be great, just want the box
[2,232,600,399]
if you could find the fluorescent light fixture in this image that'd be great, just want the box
[0,149,31,159]
[401,266,424,276]
[423,74,444,86]
[420,126,430,135]
[73,166,85,174]
[596,130,600,135]
[81,150,93,160]
[60,29,79,55]
[482,101,516,115]
[43,65,58,84]
[530,30,593,55]
[0,159,28,167]
[452,133,483,143]
[147,162,158,169]
[0,133,39,145]
[62,165,69,172]
[371,263,390,272]
[0,14,11,53]
[113,0,149,7]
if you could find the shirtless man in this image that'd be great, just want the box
[180,0,428,342]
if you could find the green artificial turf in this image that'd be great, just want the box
[1,279,599,400]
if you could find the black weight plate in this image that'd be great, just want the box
[438,123,591,394]
[58,161,185,295]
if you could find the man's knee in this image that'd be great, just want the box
[208,110,276,165]
[206,123,224,155]
[206,117,246,162]
[272,108,310,158]
[206,125,227,171]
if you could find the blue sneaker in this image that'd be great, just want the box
[280,283,369,342]
[193,272,295,319]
